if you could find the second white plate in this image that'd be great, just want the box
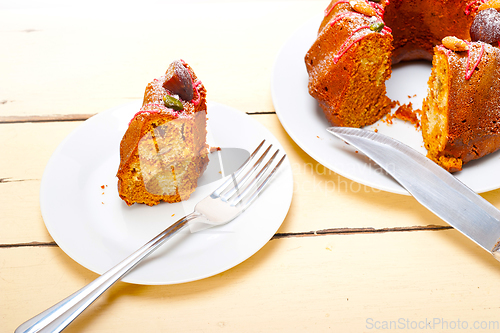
[271,15,500,195]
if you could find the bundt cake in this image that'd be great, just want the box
[117,60,209,206]
[306,0,500,171]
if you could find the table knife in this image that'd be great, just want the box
[327,127,500,262]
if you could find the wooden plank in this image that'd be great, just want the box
[0,122,82,180]
[0,180,53,244]
[4,1,500,333]
[251,114,500,232]
[0,1,327,117]
[0,114,94,124]
[0,121,82,243]
[3,116,500,243]
[0,112,273,124]
[3,232,500,333]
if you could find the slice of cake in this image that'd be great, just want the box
[305,2,394,127]
[422,38,500,172]
[117,60,209,206]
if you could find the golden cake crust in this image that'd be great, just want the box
[305,2,394,127]
[117,61,209,206]
[423,42,500,171]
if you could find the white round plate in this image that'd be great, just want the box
[271,15,500,195]
[40,101,293,285]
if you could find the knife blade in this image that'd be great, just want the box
[327,127,500,261]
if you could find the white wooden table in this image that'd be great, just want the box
[2,1,500,332]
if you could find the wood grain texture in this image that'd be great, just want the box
[0,1,326,117]
[6,115,496,245]
[0,114,95,123]
[3,233,500,333]
[3,1,500,332]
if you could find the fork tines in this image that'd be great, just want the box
[211,140,286,210]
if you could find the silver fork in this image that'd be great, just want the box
[16,140,286,333]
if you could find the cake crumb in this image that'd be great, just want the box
[383,113,394,125]
[382,100,400,125]
[394,102,421,129]
[209,146,221,153]
[383,102,421,129]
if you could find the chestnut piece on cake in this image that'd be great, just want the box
[117,60,209,206]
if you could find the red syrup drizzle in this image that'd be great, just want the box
[438,42,485,80]
[129,104,163,126]
[334,25,371,63]
[329,12,390,64]
[369,0,386,18]
[191,80,203,106]
[129,61,204,123]
[465,0,487,15]
[329,11,363,26]
[464,41,485,80]
[324,0,350,17]
[437,44,453,57]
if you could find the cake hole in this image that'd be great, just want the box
[324,87,329,91]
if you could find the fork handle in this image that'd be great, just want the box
[16,212,201,333]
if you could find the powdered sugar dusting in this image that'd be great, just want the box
[329,13,389,64]
[130,61,205,123]
[325,0,350,17]
[465,41,485,80]
[333,25,371,63]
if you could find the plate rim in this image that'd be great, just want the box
[39,100,293,285]
[270,15,409,196]
[271,14,500,195]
